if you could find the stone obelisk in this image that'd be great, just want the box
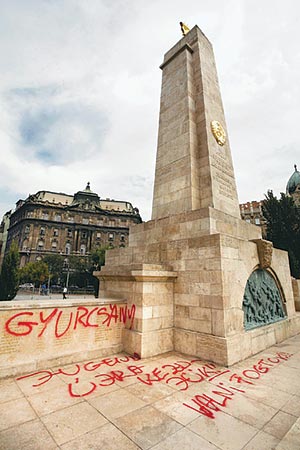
[152,26,240,220]
[96,25,298,366]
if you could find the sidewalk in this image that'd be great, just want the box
[14,293,96,301]
[0,334,299,450]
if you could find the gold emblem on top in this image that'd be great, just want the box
[211,120,226,146]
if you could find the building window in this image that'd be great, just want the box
[80,244,86,255]
[55,214,61,222]
[245,218,251,223]
[120,234,125,242]
[108,233,114,241]
[42,212,49,220]
[68,216,74,223]
[82,218,89,225]
[96,232,101,240]
[37,240,44,250]
[40,227,45,235]
[22,240,28,250]
[25,225,30,234]
[255,217,260,225]
[53,229,59,237]
[82,231,87,239]
[52,241,57,250]
[65,243,71,255]
[67,229,72,237]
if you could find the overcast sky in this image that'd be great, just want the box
[0,0,299,221]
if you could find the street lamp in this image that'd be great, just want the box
[63,258,70,290]
[47,266,51,296]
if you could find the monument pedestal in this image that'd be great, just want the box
[95,25,300,365]
[97,207,299,365]
[97,263,177,358]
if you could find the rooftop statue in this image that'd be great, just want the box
[180,21,190,36]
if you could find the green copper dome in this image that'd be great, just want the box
[286,165,300,195]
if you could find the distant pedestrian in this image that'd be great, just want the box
[63,287,67,299]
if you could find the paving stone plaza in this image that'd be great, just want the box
[0,334,299,449]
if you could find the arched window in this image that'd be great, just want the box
[65,243,71,255]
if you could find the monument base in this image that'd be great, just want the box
[175,315,300,366]
[123,328,174,359]
[95,207,300,366]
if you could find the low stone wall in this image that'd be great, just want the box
[0,298,135,378]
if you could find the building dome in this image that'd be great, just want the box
[286,165,300,195]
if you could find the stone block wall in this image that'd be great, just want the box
[97,209,300,366]
[97,264,177,358]
[0,298,134,378]
[292,278,300,311]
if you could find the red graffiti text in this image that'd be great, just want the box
[183,351,293,419]
[5,304,136,338]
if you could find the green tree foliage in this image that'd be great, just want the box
[0,241,20,300]
[43,254,64,284]
[17,246,109,294]
[86,246,109,294]
[262,190,300,278]
[90,246,108,269]
[19,261,49,287]
[65,249,107,291]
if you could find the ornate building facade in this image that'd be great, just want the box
[0,210,12,269]
[239,165,300,231]
[239,200,264,227]
[5,183,142,267]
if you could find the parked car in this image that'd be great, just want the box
[19,283,34,289]
[86,285,95,291]
[50,285,62,292]
[69,285,80,290]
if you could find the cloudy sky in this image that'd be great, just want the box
[0,0,299,221]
